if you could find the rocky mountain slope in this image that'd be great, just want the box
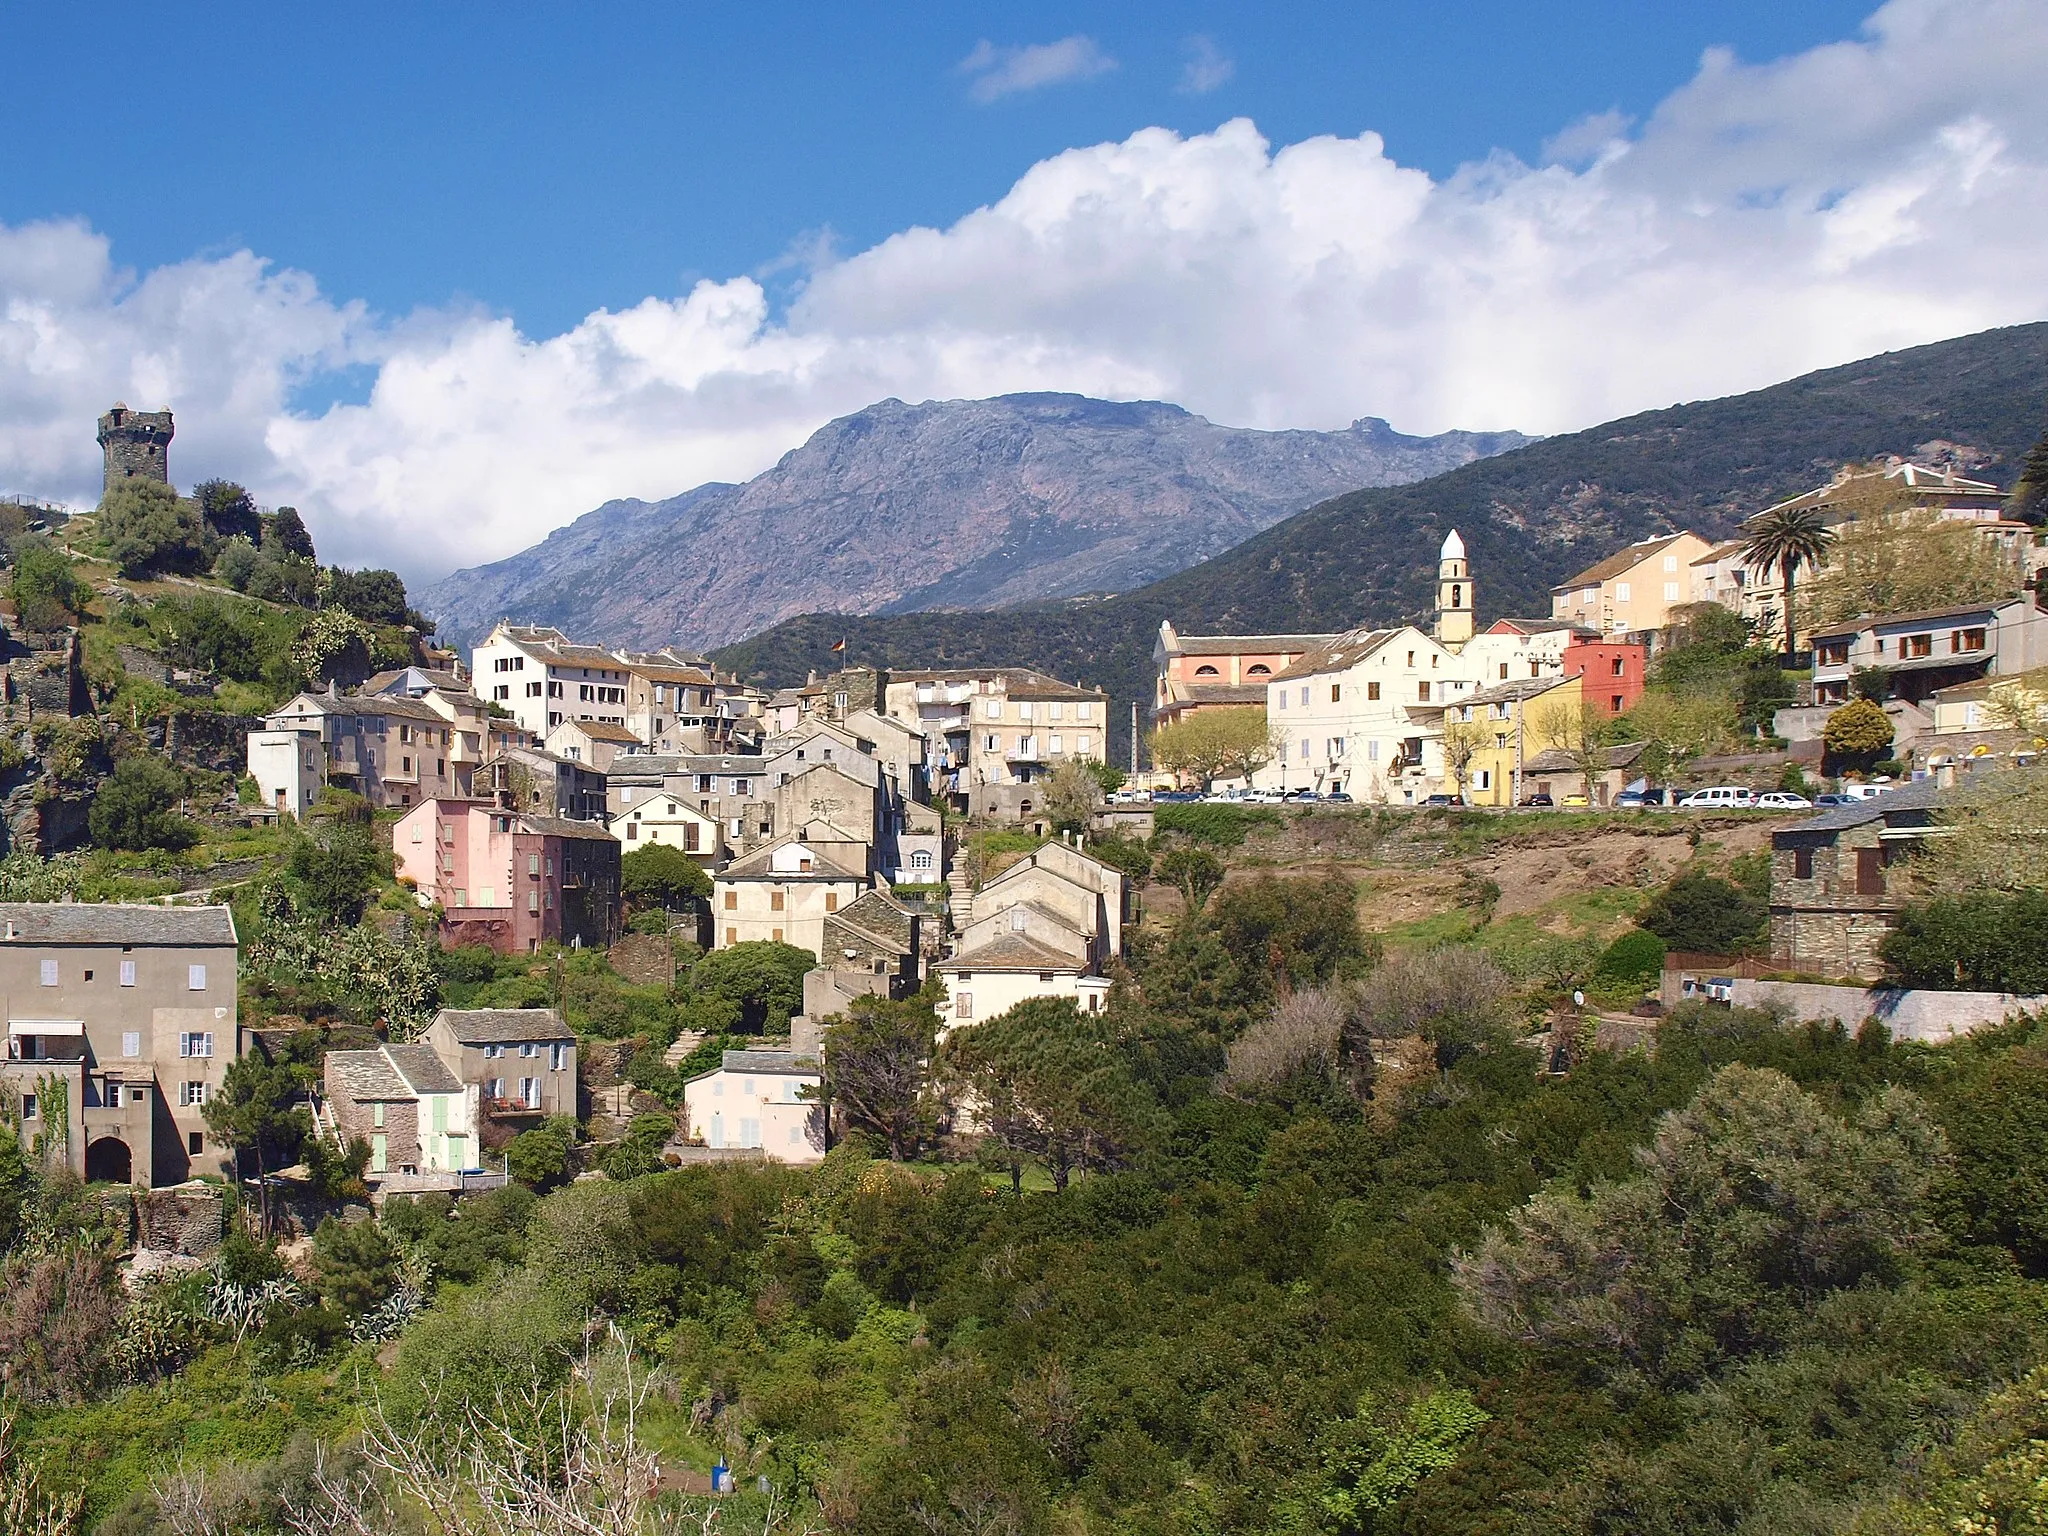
[418,394,1529,651]
[712,322,2048,763]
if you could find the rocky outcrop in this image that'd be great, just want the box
[420,393,1528,652]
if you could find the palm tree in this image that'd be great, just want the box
[1742,505,1836,666]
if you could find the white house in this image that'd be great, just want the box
[471,623,633,741]
[246,727,325,816]
[613,790,725,867]
[681,1049,823,1164]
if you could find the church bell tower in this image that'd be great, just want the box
[1435,528,1474,646]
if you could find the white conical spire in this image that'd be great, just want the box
[1440,528,1466,562]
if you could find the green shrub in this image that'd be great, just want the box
[1593,928,1667,989]
[1638,870,1768,955]
[1152,803,1282,847]
[1881,890,2048,994]
[88,756,195,852]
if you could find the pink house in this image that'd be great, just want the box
[395,797,622,955]
[1153,620,1337,727]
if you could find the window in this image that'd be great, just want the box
[626,823,639,841]
[1954,628,1987,653]
[181,1081,208,1107]
[1794,848,1814,879]
[1855,848,1884,895]
[38,959,56,987]
[1299,686,1309,707]
[1611,656,1626,676]
[1277,691,1288,711]
[552,1042,568,1071]
[485,1042,503,1059]
[1330,684,1341,703]
[1417,681,1431,701]
[1406,651,1416,667]
[956,991,973,1019]
[1367,681,1381,701]
[520,1042,538,1057]
[1196,664,1219,677]
[1498,663,1509,680]
[911,849,934,871]
[825,891,839,913]
[1019,702,1034,721]
[121,1031,140,1058]
[1905,633,1933,659]
[1611,695,1624,712]
[119,959,136,987]
[528,891,540,913]
[1077,734,1092,755]
[1615,582,1631,602]
[520,1078,541,1108]
[771,890,786,912]
[188,1130,204,1155]
[1368,740,1379,761]
[1663,582,1680,602]
[188,964,207,991]
[1300,739,1310,761]
[684,823,701,852]
[1246,665,1269,677]
[726,926,738,946]
[528,854,540,876]
[1818,641,1850,666]
[179,1031,214,1058]
[771,928,783,943]
[985,699,1003,720]
[1049,734,1063,755]
[19,1094,34,1122]
[1077,702,1093,721]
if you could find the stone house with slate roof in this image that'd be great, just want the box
[322,1042,481,1178]
[419,1007,577,1120]
[1550,532,1716,637]
[0,903,239,1187]
[545,717,647,773]
[1767,778,1945,978]
[820,889,922,995]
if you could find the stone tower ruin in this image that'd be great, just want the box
[97,403,174,494]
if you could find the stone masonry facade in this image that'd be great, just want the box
[97,405,174,492]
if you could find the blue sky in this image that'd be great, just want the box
[6,3,1877,338]
[0,0,2041,579]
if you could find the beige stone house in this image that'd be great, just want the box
[256,690,459,811]
[0,904,239,1186]
[937,841,1125,1028]
[546,717,646,772]
[1550,532,1716,637]
[682,1048,823,1163]
[712,837,870,957]
[613,790,725,866]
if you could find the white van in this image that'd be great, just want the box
[1837,782,1894,802]
[1678,785,1757,809]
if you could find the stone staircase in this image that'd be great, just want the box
[664,1030,706,1068]
[946,867,975,933]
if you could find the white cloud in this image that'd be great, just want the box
[1,0,2046,584]
[1179,35,1235,95]
[959,36,1118,104]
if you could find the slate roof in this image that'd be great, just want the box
[1271,627,1403,683]
[1552,534,1694,592]
[515,814,620,842]
[688,1048,818,1082]
[1456,676,1568,710]
[1811,600,2016,641]
[1168,683,1270,707]
[1783,777,1942,834]
[0,903,237,947]
[1171,633,1336,656]
[721,837,868,880]
[431,1007,576,1043]
[939,932,1088,972]
[327,1048,411,1100]
[829,890,917,948]
[272,692,445,724]
[1522,742,1650,774]
[386,1044,463,1094]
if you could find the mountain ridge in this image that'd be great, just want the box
[709,322,2048,763]
[417,393,1531,651]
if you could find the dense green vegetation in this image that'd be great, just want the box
[712,323,2048,760]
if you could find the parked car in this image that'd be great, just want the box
[1322,791,1354,803]
[1679,785,1757,809]
[1153,790,1201,803]
[1615,787,1668,808]
[1521,792,1555,808]
[1248,790,1290,804]
[1839,782,1896,801]
[1812,792,1854,807]
[1422,793,1459,808]
[1285,788,1320,802]
[1107,788,1153,804]
[1754,791,1813,810]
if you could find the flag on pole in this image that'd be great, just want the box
[831,637,847,654]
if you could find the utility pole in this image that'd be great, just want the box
[1129,702,1138,778]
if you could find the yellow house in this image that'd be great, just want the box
[1550,532,1715,636]
[1438,674,1583,806]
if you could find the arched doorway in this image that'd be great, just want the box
[85,1136,132,1185]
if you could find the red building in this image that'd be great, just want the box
[1562,637,1647,717]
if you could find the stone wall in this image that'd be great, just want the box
[1721,978,2045,1042]
[139,1185,225,1257]
[98,407,174,490]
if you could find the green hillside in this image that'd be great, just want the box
[711,322,2048,758]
